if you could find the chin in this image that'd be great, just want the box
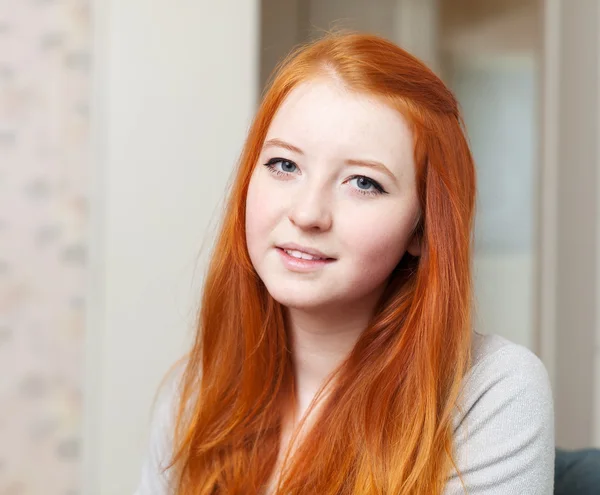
[270,293,324,310]
[265,286,335,311]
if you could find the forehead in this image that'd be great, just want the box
[265,77,415,171]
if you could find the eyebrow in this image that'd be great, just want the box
[263,138,304,155]
[262,138,398,184]
[344,158,398,184]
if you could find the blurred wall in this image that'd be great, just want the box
[440,0,539,54]
[0,1,90,494]
[440,0,540,350]
[307,0,396,38]
[260,0,304,93]
[549,0,600,449]
[85,0,259,493]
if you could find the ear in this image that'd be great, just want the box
[406,233,421,257]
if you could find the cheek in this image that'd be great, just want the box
[245,171,282,255]
[245,177,265,257]
[340,208,416,274]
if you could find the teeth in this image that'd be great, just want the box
[284,249,324,261]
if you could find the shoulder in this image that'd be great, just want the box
[462,332,553,414]
[444,332,555,494]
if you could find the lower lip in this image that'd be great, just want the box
[276,247,335,272]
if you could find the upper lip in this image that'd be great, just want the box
[277,243,335,259]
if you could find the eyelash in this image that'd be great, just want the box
[263,157,388,196]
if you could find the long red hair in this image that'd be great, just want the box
[167,31,476,494]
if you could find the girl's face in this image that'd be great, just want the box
[245,77,421,311]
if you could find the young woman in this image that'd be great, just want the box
[135,32,554,494]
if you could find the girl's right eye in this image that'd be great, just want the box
[263,158,298,176]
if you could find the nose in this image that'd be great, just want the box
[287,182,333,232]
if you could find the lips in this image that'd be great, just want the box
[276,242,335,260]
[275,246,336,272]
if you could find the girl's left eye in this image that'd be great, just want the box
[347,175,386,196]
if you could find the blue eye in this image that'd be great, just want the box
[264,158,298,175]
[348,175,386,196]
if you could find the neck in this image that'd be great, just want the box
[284,288,384,419]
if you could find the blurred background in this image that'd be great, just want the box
[0,0,598,493]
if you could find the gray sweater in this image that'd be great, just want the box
[135,332,555,494]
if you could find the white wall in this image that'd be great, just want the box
[473,254,533,349]
[85,1,259,493]
[448,54,536,351]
